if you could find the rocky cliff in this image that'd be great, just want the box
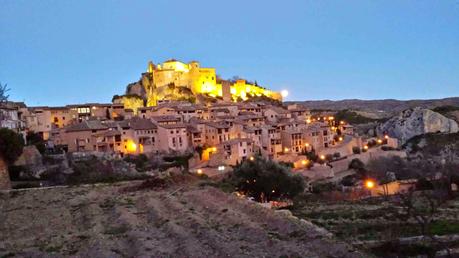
[377,107,459,144]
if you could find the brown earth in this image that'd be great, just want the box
[0,180,362,257]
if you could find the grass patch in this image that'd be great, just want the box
[429,220,459,235]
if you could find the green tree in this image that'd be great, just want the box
[0,128,24,164]
[231,157,305,202]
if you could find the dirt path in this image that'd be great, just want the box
[0,181,362,257]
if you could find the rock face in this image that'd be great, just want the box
[377,107,459,144]
[0,156,11,190]
[14,145,42,167]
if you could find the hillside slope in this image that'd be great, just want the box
[290,97,459,114]
[0,181,361,257]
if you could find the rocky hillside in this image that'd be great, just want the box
[377,107,459,144]
[404,132,459,162]
[0,181,361,257]
[290,97,459,115]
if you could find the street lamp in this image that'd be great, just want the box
[365,179,375,189]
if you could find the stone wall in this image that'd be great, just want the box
[0,156,11,190]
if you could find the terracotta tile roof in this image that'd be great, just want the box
[158,123,188,129]
[65,120,108,132]
[127,118,157,130]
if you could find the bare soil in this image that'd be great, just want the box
[0,180,361,257]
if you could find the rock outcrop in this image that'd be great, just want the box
[377,107,459,144]
[0,156,11,190]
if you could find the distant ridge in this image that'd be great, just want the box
[288,97,459,114]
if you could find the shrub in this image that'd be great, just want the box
[304,149,318,162]
[367,139,377,147]
[349,158,366,177]
[162,153,193,173]
[381,146,395,151]
[312,182,337,193]
[0,128,24,164]
[67,157,149,185]
[124,154,149,171]
[352,146,361,154]
[26,132,46,154]
[279,161,294,168]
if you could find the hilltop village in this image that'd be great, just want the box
[0,59,402,184]
[3,60,459,257]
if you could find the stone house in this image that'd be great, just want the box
[61,120,109,152]
[156,123,189,153]
[221,138,254,166]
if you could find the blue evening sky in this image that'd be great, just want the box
[1,0,458,106]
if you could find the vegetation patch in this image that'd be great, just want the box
[334,109,379,124]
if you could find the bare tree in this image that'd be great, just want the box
[398,190,448,235]
[0,83,9,104]
[394,188,451,257]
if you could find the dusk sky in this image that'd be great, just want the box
[1,0,458,106]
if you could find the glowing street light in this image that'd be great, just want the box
[363,145,369,150]
[377,139,383,144]
[365,179,375,189]
[249,156,255,161]
[301,160,308,165]
[338,137,343,141]
[197,169,203,175]
[320,155,326,160]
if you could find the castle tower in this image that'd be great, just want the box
[147,61,155,74]
[222,80,232,102]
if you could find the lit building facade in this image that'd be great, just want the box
[145,60,282,105]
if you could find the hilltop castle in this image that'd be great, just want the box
[115,59,282,111]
